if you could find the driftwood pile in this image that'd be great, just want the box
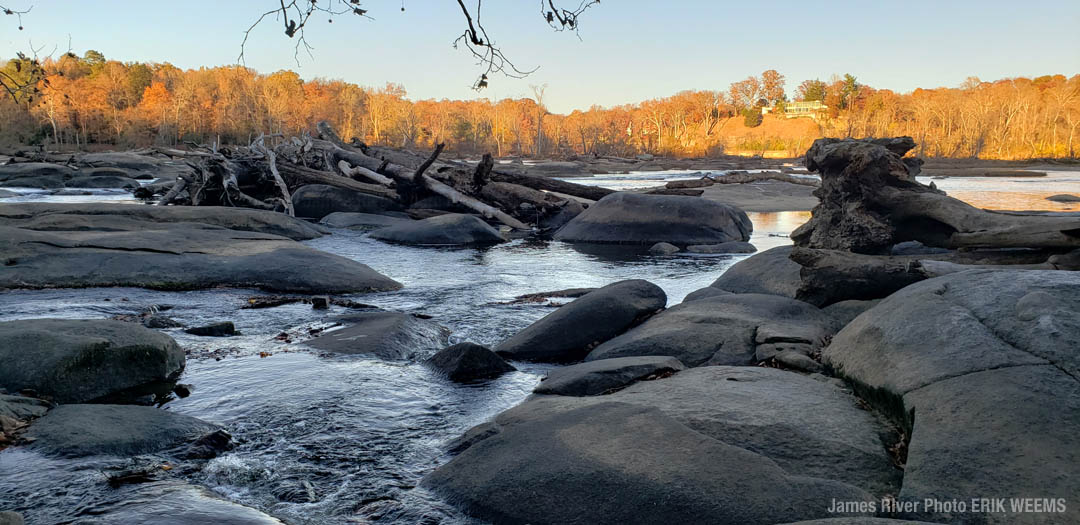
[143,122,614,233]
[791,137,1080,305]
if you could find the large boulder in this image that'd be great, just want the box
[825,270,1080,524]
[710,245,801,298]
[495,280,667,363]
[25,404,224,458]
[553,192,752,246]
[424,342,516,382]
[303,312,450,360]
[0,319,184,404]
[290,184,402,220]
[369,213,505,246]
[0,205,401,294]
[426,366,899,524]
[533,356,685,396]
[586,292,839,367]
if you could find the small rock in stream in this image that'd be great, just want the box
[184,322,236,337]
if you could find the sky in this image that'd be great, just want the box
[2,0,1078,113]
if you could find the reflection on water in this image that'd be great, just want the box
[917,171,1080,211]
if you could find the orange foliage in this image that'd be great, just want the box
[2,53,1078,160]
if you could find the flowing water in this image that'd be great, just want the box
[0,169,1075,524]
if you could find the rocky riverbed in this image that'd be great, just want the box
[1,142,1077,524]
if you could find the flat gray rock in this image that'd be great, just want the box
[427,367,897,524]
[825,270,1080,524]
[586,292,838,367]
[0,319,184,404]
[495,280,666,363]
[533,356,685,396]
[710,245,802,298]
[291,184,402,220]
[26,404,222,458]
[319,212,411,229]
[370,213,505,245]
[304,312,450,360]
[0,203,327,240]
[554,192,752,245]
[0,205,401,294]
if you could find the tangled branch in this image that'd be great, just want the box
[239,0,373,66]
[1,3,29,30]
[239,1,598,88]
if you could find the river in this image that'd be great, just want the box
[0,169,1075,523]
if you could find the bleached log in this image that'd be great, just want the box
[337,160,394,186]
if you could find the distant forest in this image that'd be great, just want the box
[2,51,1078,159]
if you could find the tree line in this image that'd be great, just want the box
[1,51,1077,159]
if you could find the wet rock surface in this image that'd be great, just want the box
[303,312,450,360]
[495,280,667,363]
[424,342,516,382]
[25,404,225,458]
[0,319,184,404]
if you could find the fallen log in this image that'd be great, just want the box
[489,169,614,201]
[710,170,820,187]
[252,136,294,217]
[337,160,394,187]
[314,122,530,230]
[277,161,398,200]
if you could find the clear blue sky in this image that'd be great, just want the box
[2,0,1078,113]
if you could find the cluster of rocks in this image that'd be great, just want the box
[421,138,1080,524]
[0,152,194,190]
[0,316,291,522]
[424,265,1080,524]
